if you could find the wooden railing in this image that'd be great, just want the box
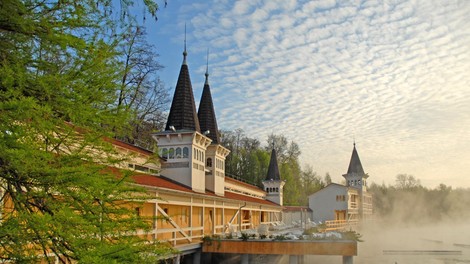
[324,219,358,231]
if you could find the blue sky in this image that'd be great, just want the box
[144,0,470,188]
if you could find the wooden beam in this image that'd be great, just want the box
[156,205,192,243]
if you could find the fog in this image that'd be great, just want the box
[292,221,469,264]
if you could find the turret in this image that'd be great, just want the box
[342,142,368,192]
[262,147,285,205]
[198,50,230,196]
[153,31,210,193]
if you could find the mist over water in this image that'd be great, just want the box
[301,221,470,264]
[255,221,470,264]
[356,221,470,264]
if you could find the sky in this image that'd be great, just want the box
[142,0,470,188]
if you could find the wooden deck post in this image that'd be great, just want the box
[343,256,353,264]
[289,255,299,264]
[241,254,249,264]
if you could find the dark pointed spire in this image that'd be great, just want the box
[204,48,209,85]
[165,27,200,132]
[347,143,365,175]
[198,50,220,143]
[266,148,281,181]
[183,23,187,65]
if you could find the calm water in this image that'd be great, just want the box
[253,222,470,264]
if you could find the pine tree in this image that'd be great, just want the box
[0,0,171,262]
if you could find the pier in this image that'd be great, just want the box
[202,239,357,264]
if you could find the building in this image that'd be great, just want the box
[308,143,373,223]
[118,44,284,251]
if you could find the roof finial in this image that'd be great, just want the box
[183,23,187,65]
[353,136,356,147]
[205,48,209,85]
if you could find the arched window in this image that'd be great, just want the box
[175,147,182,158]
[275,188,279,192]
[183,147,189,158]
[162,148,168,159]
[206,158,213,167]
[169,148,175,159]
[266,187,269,192]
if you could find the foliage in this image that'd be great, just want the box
[220,130,326,206]
[201,235,213,245]
[0,0,171,262]
[341,231,363,242]
[239,232,250,241]
[303,227,319,235]
[369,175,470,225]
[272,234,288,241]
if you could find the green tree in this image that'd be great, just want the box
[299,166,325,205]
[115,26,170,149]
[0,0,171,262]
[324,172,332,185]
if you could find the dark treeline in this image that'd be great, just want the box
[220,129,330,206]
[370,174,470,225]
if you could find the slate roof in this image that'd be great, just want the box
[265,148,281,181]
[197,69,220,143]
[165,52,201,132]
[346,143,365,175]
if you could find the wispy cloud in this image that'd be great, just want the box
[154,0,470,187]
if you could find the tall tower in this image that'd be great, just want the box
[197,51,230,196]
[153,34,211,193]
[342,143,372,220]
[262,148,285,205]
[342,143,368,192]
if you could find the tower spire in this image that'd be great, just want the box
[347,143,364,175]
[183,23,187,65]
[198,48,220,144]
[205,48,209,85]
[165,26,200,132]
[265,148,281,181]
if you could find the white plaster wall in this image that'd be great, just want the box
[308,184,348,222]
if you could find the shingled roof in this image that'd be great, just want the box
[197,65,220,143]
[347,143,365,175]
[265,148,281,181]
[165,49,201,132]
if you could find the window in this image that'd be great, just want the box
[266,187,269,192]
[176,147,182,158]
[169,148,175,159]
[162,148,168,159]
[206,158,213,167]
[183,147,189,158]
[275,188,279,192]
[135,165,149,172]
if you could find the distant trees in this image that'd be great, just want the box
[395,174,421,189]
[221,130,326,206]
[369,175,470,225]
